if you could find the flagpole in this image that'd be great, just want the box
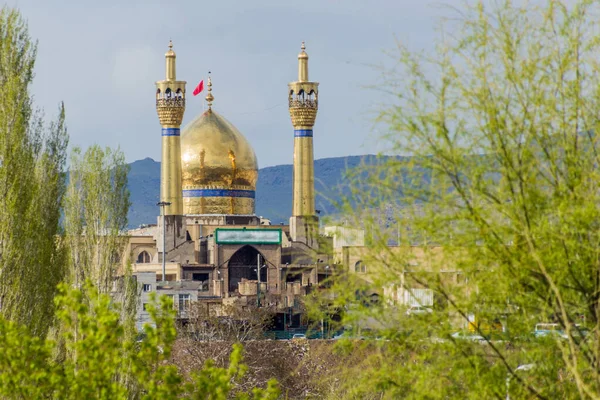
[193,72,209,112]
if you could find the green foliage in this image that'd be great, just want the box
[0,284,280,399]
[65,144,131,294]
[61,144,134,382]
[314,0,600,398]
[0,6,68,338]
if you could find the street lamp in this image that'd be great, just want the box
[255,254,267,307]
[157,201,171,283]
[216,270,222,296]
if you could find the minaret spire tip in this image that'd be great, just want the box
[164,39,177,80]
[297,41,309,81]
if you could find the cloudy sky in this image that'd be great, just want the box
[8,1,469,166]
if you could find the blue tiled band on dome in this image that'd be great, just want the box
[161,128,180,136]
[183,189,256,199]
[294,129,313,137]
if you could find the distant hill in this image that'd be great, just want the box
[126,155,392,229]
[127,158,162,228]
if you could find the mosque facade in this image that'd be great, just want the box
[126,42,331,329]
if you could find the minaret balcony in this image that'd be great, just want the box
[156,98,186,126]
[289,106,317,128]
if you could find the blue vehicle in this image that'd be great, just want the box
[534,323,587,339]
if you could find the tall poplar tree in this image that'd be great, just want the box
[64,145,130,295]
[0,7,68,338]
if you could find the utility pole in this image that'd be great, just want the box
[284,296,288,332]
[325,265,332,337]
[157,201,171,282]
[257,254,261,307]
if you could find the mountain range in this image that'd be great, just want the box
[126,155,386,229]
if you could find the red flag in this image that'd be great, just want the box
[193,80,204,96]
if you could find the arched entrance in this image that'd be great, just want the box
[228,245,267,293]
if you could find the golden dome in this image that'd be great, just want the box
[181,109,258,215]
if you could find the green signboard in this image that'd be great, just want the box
[215,228,282,245]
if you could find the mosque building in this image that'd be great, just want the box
[126,41,331,328]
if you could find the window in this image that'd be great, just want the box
[143,284,152,292]
[142,303,149,311]
[354,261,366,273]
[193,273,209,282]
[192,273,210,291]
[137,251,151,263]
[178,294,191,312]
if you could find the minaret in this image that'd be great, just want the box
[155,41,187,257]
[156,40,186,215]
[289,42,319,248]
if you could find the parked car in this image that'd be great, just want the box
[406,305,433,316]
[533,323,564,338]
[451,331,487,342]
[291,333,306,340]
[533,323,588,340]
[332,332,366,340]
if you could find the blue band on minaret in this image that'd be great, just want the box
[162,128,180,136]
[294,129,313,137]
[183,189,256,199]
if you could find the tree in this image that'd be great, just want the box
[319,1,600,398]
[64,145,130,294]
[62,144,135,380]
[0,6,68,338]
[0,283,280,399]
[181,302,275,342]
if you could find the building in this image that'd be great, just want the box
[126,41,329,330]
[119,41,479,335]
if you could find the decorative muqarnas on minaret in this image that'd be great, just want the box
[156,40,186,216]
[289,42,319,247]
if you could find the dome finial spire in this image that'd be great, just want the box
[168,39,173,51]
[205,71,214,111]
